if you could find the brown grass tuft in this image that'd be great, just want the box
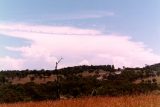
[1,95,160,107]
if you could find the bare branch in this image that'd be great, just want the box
[55,57,63,70]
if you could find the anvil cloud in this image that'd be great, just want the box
[0,23,160,70]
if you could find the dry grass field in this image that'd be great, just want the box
[1,95,160,107]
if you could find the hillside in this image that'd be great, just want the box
[0,65,113,84]
[149,63,160,72]
[0,64,160,84]
[0,64,160,103]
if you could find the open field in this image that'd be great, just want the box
[1,95,160,107]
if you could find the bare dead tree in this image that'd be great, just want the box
[55,58,63,70]
[55,57,63,99]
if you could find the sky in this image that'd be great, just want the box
[0,0,160,70]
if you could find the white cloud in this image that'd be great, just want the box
[60,11,115,20]
[0,23,160,70]
[0,23,101,36]
[0,56,23,70]
[36,11,115,21]
[79,59,90,65]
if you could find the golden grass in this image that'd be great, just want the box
[1,95,160,107]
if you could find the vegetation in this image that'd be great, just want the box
[0,64,160,103]
[0,95,160,107]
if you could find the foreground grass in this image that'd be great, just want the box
[1,95,160,107]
